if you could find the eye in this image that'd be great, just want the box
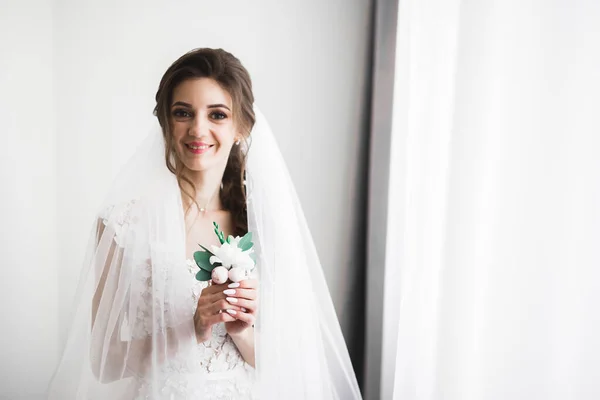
[172,109,192,118]
[210,111,228,120]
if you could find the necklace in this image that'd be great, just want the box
[198,185,220,213]
[185,185,221,235]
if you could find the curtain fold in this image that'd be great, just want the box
[385,1,600,399]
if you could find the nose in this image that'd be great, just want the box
[188,114,209,137]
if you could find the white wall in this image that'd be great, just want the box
[0,0,372,396]
[54,0,372,366]
[0,1,58,399]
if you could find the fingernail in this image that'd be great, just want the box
[223,289,236,295]
[226,309,237,315]
[228,282,240,288]
[226,297,238,303]
[241,307,247,312]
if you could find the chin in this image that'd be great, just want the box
[177,148,230,173]
[184,161,214,172]
[182,157,226,173]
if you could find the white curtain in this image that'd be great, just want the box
[386,1,600,399]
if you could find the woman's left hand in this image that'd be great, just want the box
[223,278,259,336]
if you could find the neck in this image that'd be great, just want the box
[180,166,225,213]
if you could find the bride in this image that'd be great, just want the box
[47,48,362,400]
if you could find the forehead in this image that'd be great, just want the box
[171,78,232,107]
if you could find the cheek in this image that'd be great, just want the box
[214,130,236,149]
[170,128,189,151]
[171,124,186,141]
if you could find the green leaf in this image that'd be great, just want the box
[213,222,225,245]
[195,268,212,281]
[226,235,233,244]
[193,250,213,272]
[198,244,214,255]
[238,232,254,252]
[249,252,257,264]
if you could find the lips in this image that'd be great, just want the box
[185,142,214,155]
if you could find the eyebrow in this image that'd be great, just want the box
[171,101,231,111]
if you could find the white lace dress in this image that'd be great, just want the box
[132,259,257,400]
[100,200,256,399]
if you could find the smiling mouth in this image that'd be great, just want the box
[185,143,214,154]
[187,144,212,150]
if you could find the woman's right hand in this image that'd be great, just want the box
[193,282,244,343]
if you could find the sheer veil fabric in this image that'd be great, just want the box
[47,106,362,400]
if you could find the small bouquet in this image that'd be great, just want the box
[193,222,256,284]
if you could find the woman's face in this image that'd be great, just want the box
[169,78,238,173]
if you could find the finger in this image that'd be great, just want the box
[206,298,246,315]
[197,286,230,306]
[225,297,257,312]
[196,309,237,330]
[201,282,229,295]
[222,288,257,301]
[228,309,256,325]
[226,278,258,290]
[207,312,236,325]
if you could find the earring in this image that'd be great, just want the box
[235,139,240,145]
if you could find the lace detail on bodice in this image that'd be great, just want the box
[132,260,256,400]
[99,200,256,399]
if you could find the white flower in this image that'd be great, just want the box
[227,235,242,246]
[209,241,254,271]
[211,266,229,284]
[228,267,246,283]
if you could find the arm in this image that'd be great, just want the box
[229,328,255,367]
[90,217,192,381]
[222,279,259,367]
[192,279,257,366]
[90,218,151,382]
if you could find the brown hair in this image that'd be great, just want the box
[153,48,255,236]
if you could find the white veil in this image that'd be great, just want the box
[47,106,362,399]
